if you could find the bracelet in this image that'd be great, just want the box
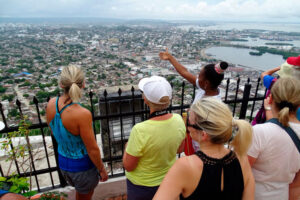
[265,106,271,111]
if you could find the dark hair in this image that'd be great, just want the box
[203,62,228,89]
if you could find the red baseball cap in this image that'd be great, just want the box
[287,55,300,67]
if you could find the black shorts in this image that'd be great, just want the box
[126,179,159,200]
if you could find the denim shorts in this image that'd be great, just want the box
[60,167,100,194]
[126,179,159,200]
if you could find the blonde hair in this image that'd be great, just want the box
[60,65,84,102]
[190,98,252,156]
[271,77,300,127]
[146,96,170,111]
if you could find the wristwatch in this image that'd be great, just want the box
[265,106,271,111]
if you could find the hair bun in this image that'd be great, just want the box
[214,62,228,74]
[220,62,228,70]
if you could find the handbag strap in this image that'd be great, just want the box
[267,118,300,154]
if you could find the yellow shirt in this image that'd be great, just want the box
[125,113,186,186]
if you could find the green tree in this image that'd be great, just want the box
[7,69,18,74]
[167,75,176,82]
[20,81,31,87]
[40,109,46,116]
[8,108,18,117]
[0,86,6,93]
[14,78,26,83]
[101,74,106,79]
[2,94,14,102]
[5,80,14,84]
[38,83,46,90]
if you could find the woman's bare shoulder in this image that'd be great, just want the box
[47,97,57,108]
[177,154,203,172]
[67,104,92,122]
[74,105,91,116]
[46,98,57,124]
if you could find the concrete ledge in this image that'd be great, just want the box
[54,176,127,200]
[93,176,127,200]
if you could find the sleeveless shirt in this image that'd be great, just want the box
[180,150,244,200]
[49,97,94,172]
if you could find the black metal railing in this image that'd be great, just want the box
[0,78,266,192]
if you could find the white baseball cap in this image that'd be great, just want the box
[138,76,172,104]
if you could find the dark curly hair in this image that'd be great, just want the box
[203,62,228,90]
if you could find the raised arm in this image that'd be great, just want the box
[260,66,281,80]
[78,109,108,182]
[159,48,197,86]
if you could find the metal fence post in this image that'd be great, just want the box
[239,83,252,119]
[33,96,55,188]
[180,81,185,116]
[232,78,240,116]
[118,89,124,156]
[169,82,174,113]
[89,91,97,137]
[103,90,114,176]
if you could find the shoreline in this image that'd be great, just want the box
[202,45,282,72]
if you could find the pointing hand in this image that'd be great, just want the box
[159,48,170,60]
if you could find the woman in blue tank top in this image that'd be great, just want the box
[153,98,255,200]
[46,65,108,200]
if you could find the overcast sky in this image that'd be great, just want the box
[1,0,300,22]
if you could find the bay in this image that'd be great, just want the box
[205,46,286,71]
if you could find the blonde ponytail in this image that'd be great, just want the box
[271,78,300,127]
[60,65,84,102]
[278,107,290,127]
[69,82,82,103]
[230,119,253,156]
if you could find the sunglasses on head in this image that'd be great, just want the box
[186,112,203,131]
